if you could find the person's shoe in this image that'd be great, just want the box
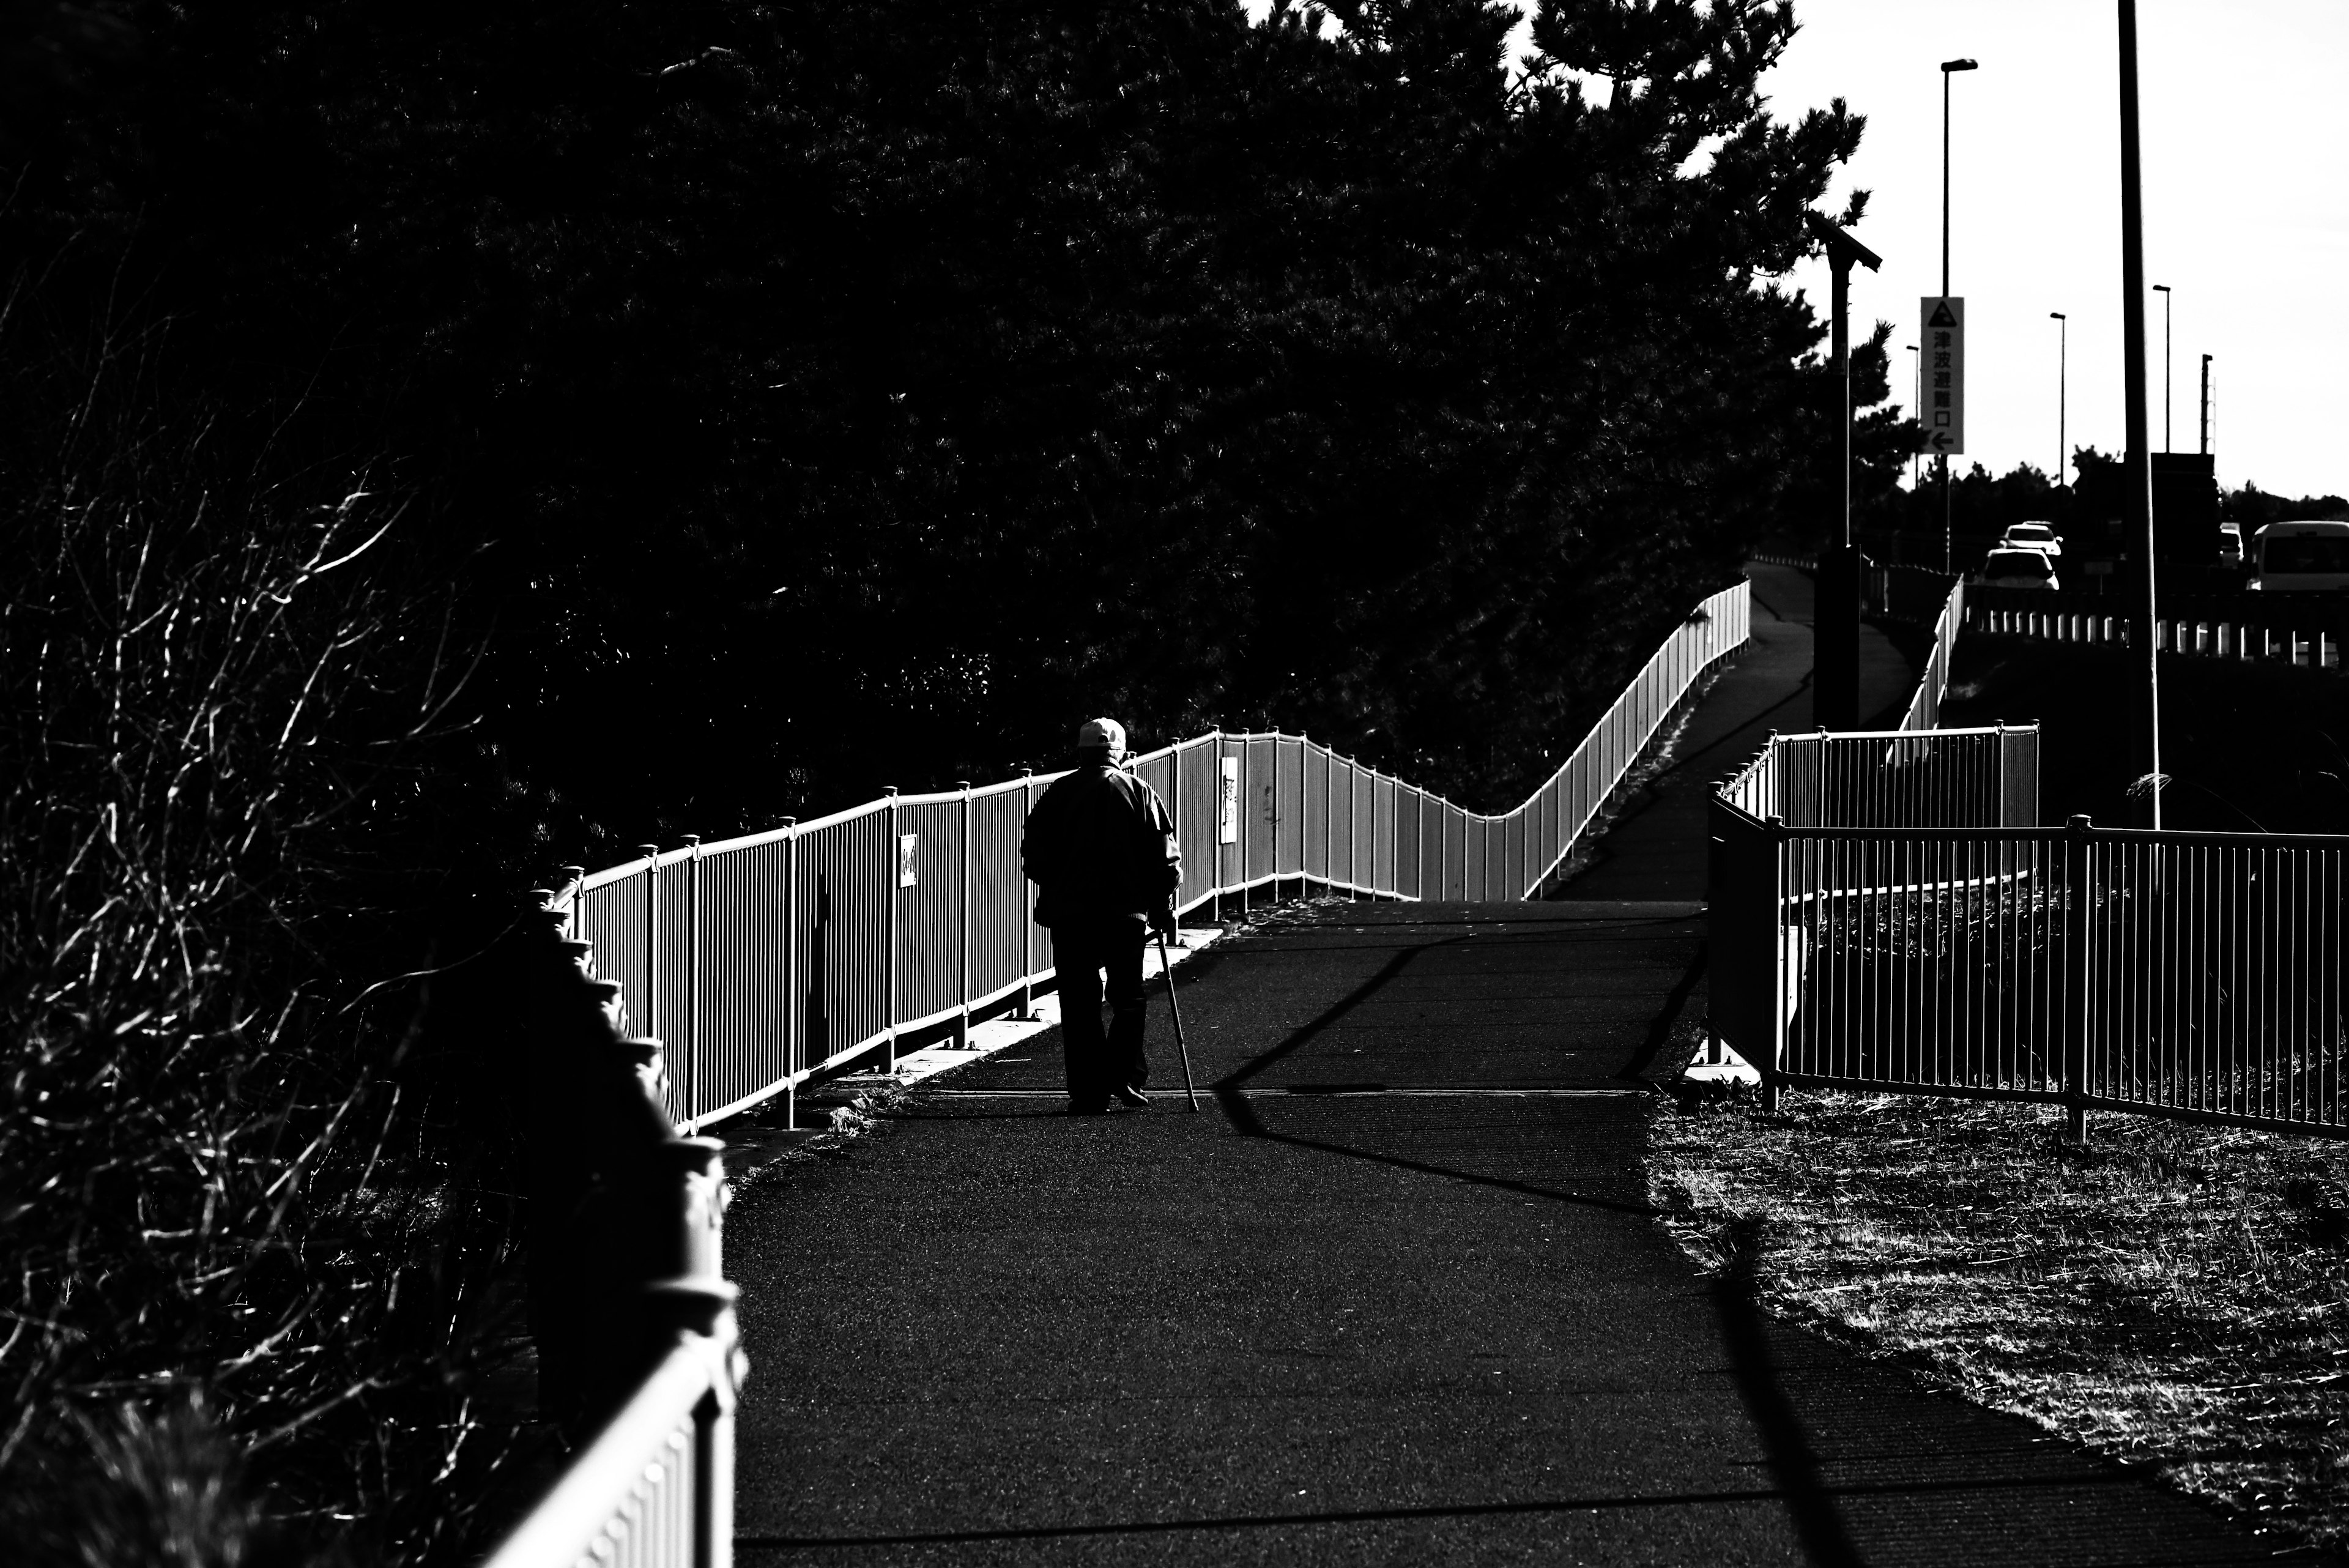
[1111,1084,1151,1109]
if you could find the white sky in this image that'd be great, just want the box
[1245,0,2348,500]
[1763,0,2349,500]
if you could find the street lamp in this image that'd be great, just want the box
[2050,313,2067,487]
[1808,212,1883,731]
[1940,58,1978,574]
[2153,283,2172,451]
[2118,2,2161,830]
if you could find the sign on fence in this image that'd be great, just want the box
[898,833,919,887]
[1920,296,1965,456]
[1219,757,1240,844]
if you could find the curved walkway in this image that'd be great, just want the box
[724,565,2290,1564]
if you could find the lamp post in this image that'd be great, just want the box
[2050,313,2067,486]
[1809,212,1883,732]
[2153,283,2172,451]
[1940,57,1978,574]
[2118,1,2161,829]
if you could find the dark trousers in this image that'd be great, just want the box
[1053,917,1149,1105]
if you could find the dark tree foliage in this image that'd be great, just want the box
[7,0,1866,844]
[1,0,1880,1553]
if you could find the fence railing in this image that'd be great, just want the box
[1716,724,2036,831]
[554,581,1750,1134]
[1712,734,2349,1139]
[1891,574,1964,734]
[484,905,741,1568]
[1968,584,2347,669]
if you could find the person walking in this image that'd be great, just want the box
[1022,718,1181,1114]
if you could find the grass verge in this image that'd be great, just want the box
[1650,1087,2349,1551]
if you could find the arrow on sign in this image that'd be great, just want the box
[1928,431,1957,454]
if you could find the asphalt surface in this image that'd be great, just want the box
[725,565,2293,1564]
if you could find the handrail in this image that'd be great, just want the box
[479,903,743,1568]
[483,1325,737,1568]
[552,580,1750,1133]
[1712,724,2349,1142]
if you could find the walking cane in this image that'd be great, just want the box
[1156,926,1201,1112]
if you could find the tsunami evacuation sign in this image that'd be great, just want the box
[1921,297,1965,456]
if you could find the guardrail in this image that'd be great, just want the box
[552,581,1750,1134]
[1892,574,1964,733]
[484,904,741,1568]
[1967,584,2345,669]
[1712,733,2349,1140]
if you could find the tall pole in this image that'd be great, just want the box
[1808,214,1880,733]
[1942,64,1953,573]
[1940,59,1976,576]
[2200,354,2212,455]
[2154,283,2172,451]
[1836,261,1852,551]
[2051,312,2068,486]
[2118,0,2161,828]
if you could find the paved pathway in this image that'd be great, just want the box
[726,565,2291,1564]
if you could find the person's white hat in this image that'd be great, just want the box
[1076,717,1127,752]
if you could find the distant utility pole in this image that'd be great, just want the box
[1809,212,1883,731]
[2153,283,2173,451]
[2118,1,2161,829]
[2051,312,2068,486]
[1941,57,1978,574]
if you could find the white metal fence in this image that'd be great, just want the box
[1968,590,2347,670]
[1894,575,1964,733]
[553,581,1750,1134]
[491,578,1750,1568]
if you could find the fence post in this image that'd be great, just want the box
[1322,740,1333,897]
[782,819,798,1132]
[1271,732,1282,902]
[1353,757,1371,902]
[958,781,972,1049]
[1240,737,1251,917]
[684,834,703,1132]
[2064,813,2093,1144]
[1213,729,1226,921]
[1762,814,1787,1115]
[638,844,661,1102]
[1020,770,1036,1017]
[561,864,584,943]
[885,786,899,1074]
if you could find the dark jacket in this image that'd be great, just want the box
[1022,764,1181,928]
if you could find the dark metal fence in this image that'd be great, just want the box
[1713,735,2349,1138]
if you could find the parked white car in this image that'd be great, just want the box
[2251,520,2349,592]
[1972,549,2061,590]
[1998,521,2062,557]
[2219,521,2244,566]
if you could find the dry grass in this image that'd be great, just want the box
[1650,1087,2349,1549]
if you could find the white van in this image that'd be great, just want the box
[2251,521,2349,592]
